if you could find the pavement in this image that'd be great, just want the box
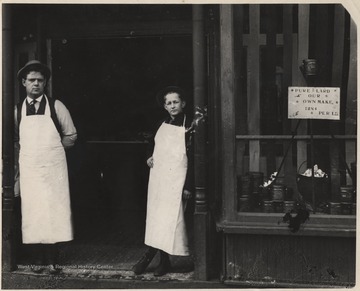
[2,265,229,289]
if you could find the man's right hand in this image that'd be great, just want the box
[147,157,154,168]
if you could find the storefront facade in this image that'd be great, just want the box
[2,3,357,288]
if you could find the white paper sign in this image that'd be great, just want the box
[288,87,340,120]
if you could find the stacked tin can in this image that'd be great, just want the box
[339,186,355,215]
[271,184,286,213]
[329,185,356,215]
[237,174,252,212]
[237,172,264,212]
[248,172,264,211]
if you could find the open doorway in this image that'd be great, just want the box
[18,36,194,273]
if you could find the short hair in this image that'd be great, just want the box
[156,86,187,106]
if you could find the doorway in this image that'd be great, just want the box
[18,36,194,274]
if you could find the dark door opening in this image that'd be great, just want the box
[44,36,193,272]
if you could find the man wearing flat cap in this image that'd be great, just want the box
[14,60,77,274]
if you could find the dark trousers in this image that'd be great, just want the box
[28,243,59,265]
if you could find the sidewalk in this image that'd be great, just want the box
[2,266,228,289]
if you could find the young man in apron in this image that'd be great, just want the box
[14,60,77,274]
[132,86,194,277]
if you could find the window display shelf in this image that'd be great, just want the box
[216,212,356,237]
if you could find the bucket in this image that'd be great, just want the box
[296,162,329,205]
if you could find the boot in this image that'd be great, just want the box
[43,244,61,275]
[153,250,170,277]
[132,247,157,275]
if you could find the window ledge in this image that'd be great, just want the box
[216,212,356,237]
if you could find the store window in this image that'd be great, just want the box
[232,4,356,217]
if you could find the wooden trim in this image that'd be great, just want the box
[235,135,357,140]
[207,6,222,215]
[2,4,17,272]
[247,5,261,172]
[224,279,353,288]
[193,5,207,212]
[330,5,346,199]
[345,18,357,185]
[283,5,293,135]
[264,5,277,176]
[243,34,285,46]
[282,5,295,189]
[86,141,148,144]
[220,5,237,220]
[296,4,310,172]
[331,6,346,86]
[233,5,246,176]
[193,5,210,281]
[45,20,192,39]
[217,213,356,237]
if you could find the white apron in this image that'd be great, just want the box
[19,96,73,244]
[144,117,189,256]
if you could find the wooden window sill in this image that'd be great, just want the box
[216,212,356,237]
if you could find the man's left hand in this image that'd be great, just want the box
[182,190,192,200]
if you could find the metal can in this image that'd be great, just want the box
[238,196,251,212]
[339,186,354,203]
[271,184,286,201]
[238,174,252,197]
[247,171,264,194]
[262,200,273,213]
[283,201,296,213]
[341,202,352,215]
[273,201,284,213]
[302,59,317,76]
[328,202,342,215]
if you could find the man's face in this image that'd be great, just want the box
[22,71,46,98]
[164,93,186,119]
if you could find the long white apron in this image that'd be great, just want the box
[19,96,73,244]
[144,119,189,256]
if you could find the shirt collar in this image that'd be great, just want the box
[27,95,44,103]
[168,112,184,123]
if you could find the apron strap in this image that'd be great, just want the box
[183,114,186,127]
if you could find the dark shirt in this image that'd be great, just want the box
[146,113,194,192]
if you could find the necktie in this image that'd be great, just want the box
[29,100,37,115]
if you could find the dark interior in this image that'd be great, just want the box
[52,36,194,140]
[18,36,194,271]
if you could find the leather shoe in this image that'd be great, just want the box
[132,248,156,275]
[154,252,170,277]
[46,264,61,275]
[30,265,45,274]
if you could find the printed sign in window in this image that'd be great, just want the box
[288,87,340,120]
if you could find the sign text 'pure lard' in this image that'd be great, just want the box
[288,87,340,120]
